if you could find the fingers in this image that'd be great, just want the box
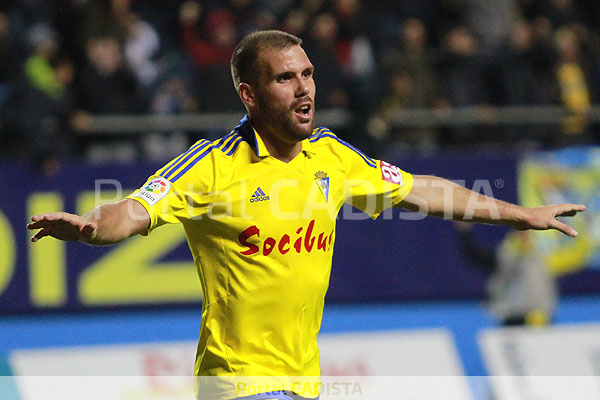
[551,219,578,237]
[28,215,60,241]
[27,220,53,230]
[31,228,51,242]
[30,213,61,223]
[27,212,89,242]
[27,215,55,232]
[28,212,70,229]
[551,204,585,236]
[556,203,586,217]
[559,210,578,217]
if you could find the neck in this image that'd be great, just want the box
[260,130,302,163]
[251,119,302,163]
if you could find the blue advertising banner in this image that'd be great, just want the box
[0,150,597,314]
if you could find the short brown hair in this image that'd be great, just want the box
[230,30,302,93]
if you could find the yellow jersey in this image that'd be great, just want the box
[128,116,413,398]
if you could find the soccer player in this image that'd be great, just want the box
[28,30,585,400]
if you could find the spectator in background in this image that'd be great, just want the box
[1,0,59,33]
[380,18,441,112]
[179,3,235,70]
[495,21,538,106]
[260,0,296,20]
[554,26,592,145]
[1,24,76,174]
[529,16,560,103]
[0,1,48,81]
[0,12,16,106]
[362,1,405,54]
[493,20,556,145]
[76,0,130,58]
[178,3,241,113]
[302,0,328,17]
[144,65,199,162]
[76,35,143,115]
[75,35,143,162]
[302,13,348,109]
[543,0,582,29]
[462,0,517,54]
[225,0,276,38]
[1,0,600,157]
[279,7,309,38]
[302,8,375,151]
[369,19,441,155]
[332,0,378,114]
[123,12,161,90]
[151,73,198,116]
[438,25,488,108]
[368,69,435,156]
[437,25,491,145]
[249,9,278,33]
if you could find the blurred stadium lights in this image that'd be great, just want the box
[85,105,600,133]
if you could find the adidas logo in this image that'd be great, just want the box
[250,187,270,203]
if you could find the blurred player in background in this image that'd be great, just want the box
[28,30,585,400]
[456,223,557,326]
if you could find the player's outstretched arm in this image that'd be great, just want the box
[397,175,586,237]
[27,199,150,245]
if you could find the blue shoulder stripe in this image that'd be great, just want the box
[215,131,235,148]
[218,132,237,150]
[224,135,244,156]
[170,143,219,182]
[221,133,241,153]
[160,131,245,183]
[160,139,210,179]
[163,140,212,180]
[309,127,327,140]
[310,132,377,168]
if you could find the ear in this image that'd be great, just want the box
[239,82,256,108]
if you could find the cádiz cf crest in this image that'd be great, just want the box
[314,170,329,201]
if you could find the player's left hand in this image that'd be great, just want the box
[513,203,586,237]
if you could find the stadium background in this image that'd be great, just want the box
[0,0,599,399]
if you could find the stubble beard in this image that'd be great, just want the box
[257,96,314,143]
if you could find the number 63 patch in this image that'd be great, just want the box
[380,160,403,186]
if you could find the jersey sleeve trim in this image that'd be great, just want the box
[369,171,415,220]
[126,194,157,234]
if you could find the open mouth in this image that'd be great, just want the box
[294,103,312,121]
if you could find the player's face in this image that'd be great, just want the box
[253,45,316,142]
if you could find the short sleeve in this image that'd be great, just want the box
[343,154,414,220]
[126,140,215,232]
[127,174,189,233]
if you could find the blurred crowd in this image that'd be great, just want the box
[1,0,600,171]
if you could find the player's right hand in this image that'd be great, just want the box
[27,212,97,243]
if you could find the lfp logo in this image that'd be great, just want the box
[145,179,168,194]
[134,177,171,206]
